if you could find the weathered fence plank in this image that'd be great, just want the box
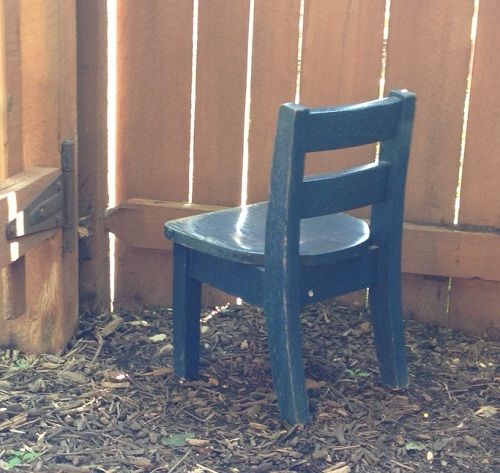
[448,0,500,337]
[246,0,301,204]
[384,0,475,325]
[20,1,78,352]
[385,0,475,224]
[458,0,500,227]
[0,0,78,352]
[301,0,386,105]
[0,0,25,320]
[116,1,193,203]
[300,0,386,178]
[77,0,109,312]
[192,0,250,206]
[114,1,194,307]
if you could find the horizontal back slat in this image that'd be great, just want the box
[301,162,390,218]
[305,98,402,152]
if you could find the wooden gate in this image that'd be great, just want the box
[78,1,500,338]
[0,1,78,353]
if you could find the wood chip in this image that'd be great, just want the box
[150,367,173,377]
[100,316,124,337]
[474,405,498,418]
[59,371,88,384]
[185,438,210,446]
[464,435,480,448]
[101,381,131,389]
[0,413,28,431]
[306,378,326,389]
[323,463,351,473]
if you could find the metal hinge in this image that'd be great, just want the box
[5,140,75,252]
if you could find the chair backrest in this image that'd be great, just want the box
[265,89,416,258]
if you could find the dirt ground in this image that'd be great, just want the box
[0,301,498,472]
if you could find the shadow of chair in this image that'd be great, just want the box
[164,89,416,424]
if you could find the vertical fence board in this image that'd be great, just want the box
[246,0,301,204]
[385,0,474,224]
[192,0,250,207]
[22,1,78,352]
[77,0,109,312]
[301,0,386,106]
[384,0,475,323]
[116,1,193,202]
[458,1,500,227]
[448,1,500,336]
[300,0,386,178]
[0,0,22,179]
[114,1,194,308]
[21,5,60,167]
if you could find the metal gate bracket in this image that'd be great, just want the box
[5,140,75,252]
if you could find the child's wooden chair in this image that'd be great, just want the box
[165,89,416,424]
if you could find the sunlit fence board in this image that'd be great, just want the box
[246,0,301,204]
[384,0,476,328]
[448,1,500,337]
[191,0,250,207]
[113,1,195,307]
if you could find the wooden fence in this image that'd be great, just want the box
[78,0,500,338]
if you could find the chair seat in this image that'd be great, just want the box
[164,202,370,267]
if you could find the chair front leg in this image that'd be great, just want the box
[172,243,202,380]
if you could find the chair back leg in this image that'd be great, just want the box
[369,253,408,388]
[265,295,310,424]
[172,244,203,379]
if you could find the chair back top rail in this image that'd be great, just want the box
[300,95,402,152]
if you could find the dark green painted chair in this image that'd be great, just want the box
[164,90,416,424]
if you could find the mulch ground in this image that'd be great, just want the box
[0,301,498,472]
